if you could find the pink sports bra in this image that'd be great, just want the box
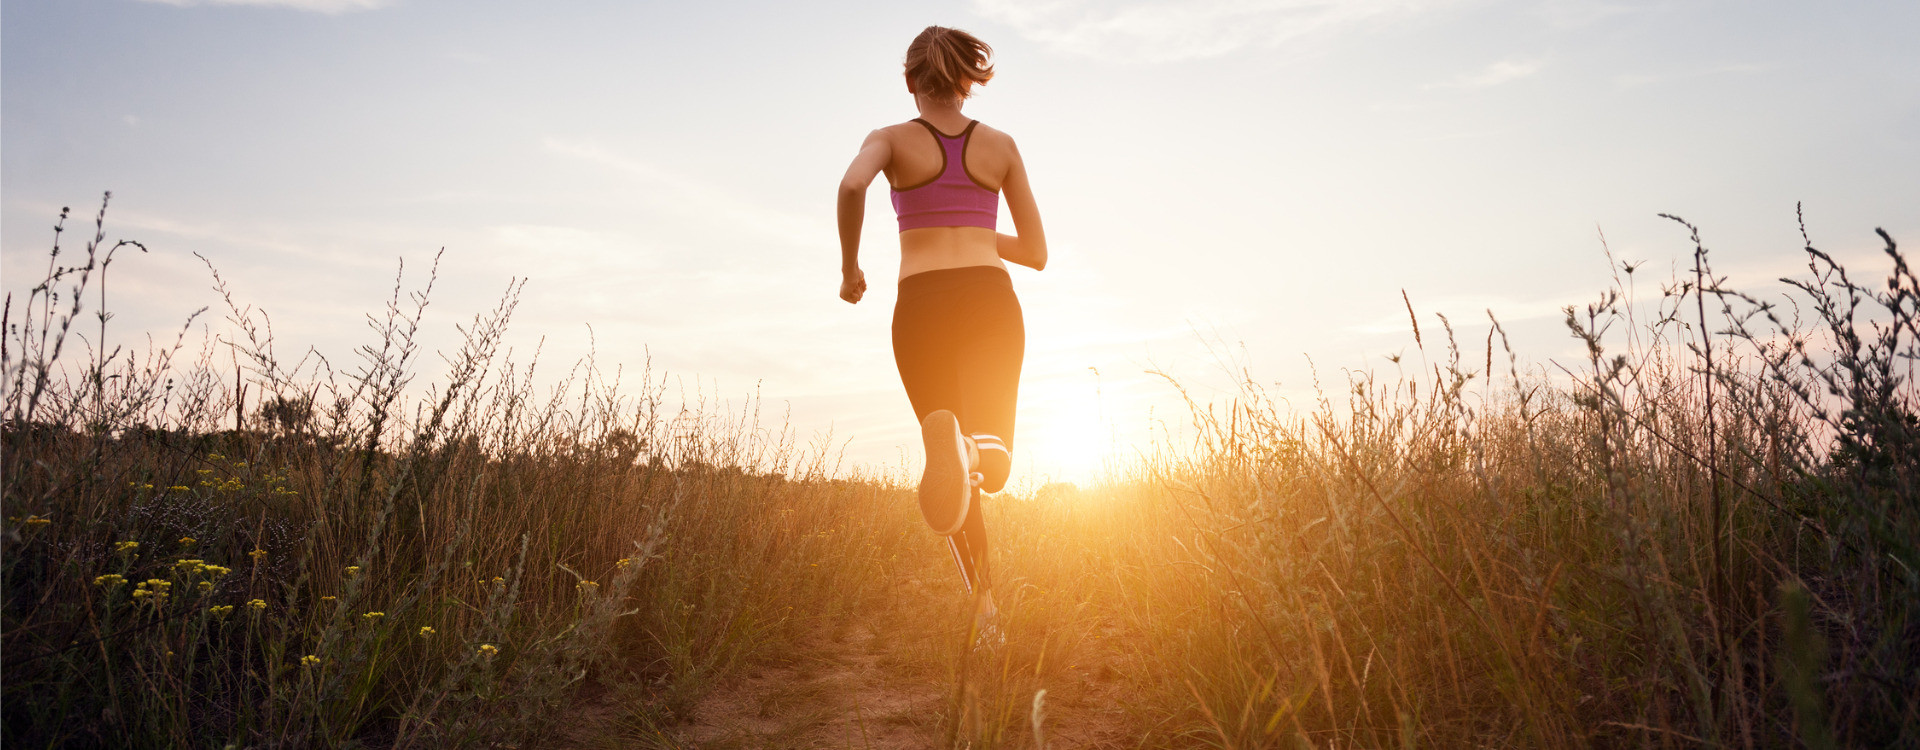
[890,119,998,232]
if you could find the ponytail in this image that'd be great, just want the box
[904,26,994,102]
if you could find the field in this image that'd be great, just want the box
[4,199,1915,748]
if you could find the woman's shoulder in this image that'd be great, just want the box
[878,119,937,136]
[867,120,930,148]
[855,121,929,152]
[969,121,1019,151]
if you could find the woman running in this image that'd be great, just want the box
[835,26,1047,634]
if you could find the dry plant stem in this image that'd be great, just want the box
[1662,213,1729,642]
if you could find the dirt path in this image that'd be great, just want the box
[553,583,1141,750]
[673,623,943,748]
[664,616,1138,750]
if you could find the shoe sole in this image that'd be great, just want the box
[919,410,971,536]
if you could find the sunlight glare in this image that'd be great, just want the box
[1015,378,1114,486]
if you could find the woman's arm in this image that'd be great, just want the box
[997,138,1047,271]
[837,130,892,303]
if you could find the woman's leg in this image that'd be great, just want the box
[944,489,990,592]
[894,272,978,586]
[893,267,1024,596]
[950,272,1022,597]
[891,289,961,435]
[957,273,1024,493]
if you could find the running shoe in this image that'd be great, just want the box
[919,409,973,535]
[972,609,1005,650]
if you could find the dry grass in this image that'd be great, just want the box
[4,196,1914,748]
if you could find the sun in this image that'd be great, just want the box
[1016,380,1114,486]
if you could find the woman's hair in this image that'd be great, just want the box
[904,26,994,102]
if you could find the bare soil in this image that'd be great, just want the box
[672,620,1135,749]
[558,589,1140,748]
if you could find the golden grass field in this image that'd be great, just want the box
[4,199,1915,748]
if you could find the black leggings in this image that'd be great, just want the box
[893,265,1023,593]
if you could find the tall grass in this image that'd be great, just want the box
[2,195,926,747]
[1062,210,1915,747]
[4,196,1913,747]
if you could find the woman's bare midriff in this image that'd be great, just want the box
[898,226,1005,280]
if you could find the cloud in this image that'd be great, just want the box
[971,0,1472,62]
[133,0,386,12]
[1425,59,1544,90]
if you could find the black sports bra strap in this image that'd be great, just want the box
[912,118,975,139]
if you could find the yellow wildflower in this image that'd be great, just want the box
[477,644,498,658]
[320,595,336,602]
[133,579,172,605]
[169,486,190,493]
[249,548,267,562]
[23,514,51,527]
[114,541,139,554]
[576,580,598,592]
[209,605,234,617]
[362,611,384,620]
[178,536,196,546]
[204,565,232,578]
[247,599,267,611]
[197,581,214,593]
[615,558,632,570]
[301,654,321,667]
[174,558,205,573]
[94,574,126,587]
[344,566,360,577]
[418,626,435,637]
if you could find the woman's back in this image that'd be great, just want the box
[882,117,1014,194]
[883,117,1019,278]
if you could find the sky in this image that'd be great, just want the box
[4,0,1917,487]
